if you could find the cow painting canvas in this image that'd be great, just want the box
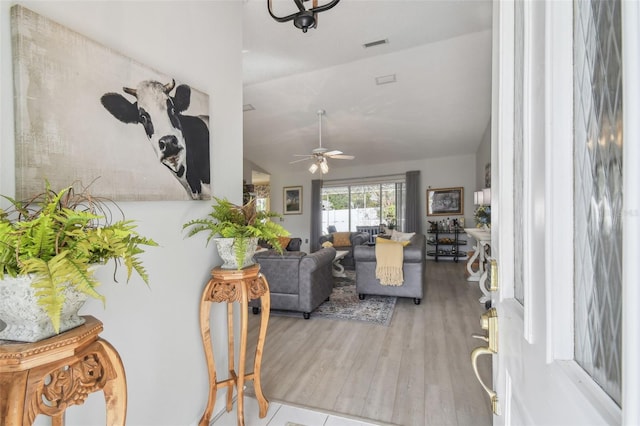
[101,80,210,199]
[10,5,211,201]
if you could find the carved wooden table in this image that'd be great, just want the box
[198,264,270,426]
[464,227,492,304]
[0,316,126,425]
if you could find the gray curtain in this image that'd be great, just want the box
[310,179,323,252]
[405,170,421,234]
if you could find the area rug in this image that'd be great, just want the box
[272,270,397,326]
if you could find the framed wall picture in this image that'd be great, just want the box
[427,187,464,216]
[10,5,210,201]
[283,186,302,215]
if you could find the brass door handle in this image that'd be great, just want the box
[471,346,499,414]
[472,334,489,343]
[471,307,499,415]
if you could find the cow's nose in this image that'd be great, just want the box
[158,136,180,155]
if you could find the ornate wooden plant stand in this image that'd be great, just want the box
[198,264,270,426]
[0,316,127,425]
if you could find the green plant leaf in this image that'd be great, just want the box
[182,196,289,255]
[1,183,157,332]
[21,252,104,333]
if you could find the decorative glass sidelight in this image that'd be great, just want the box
[513,0,525,305]
[573,0,623,406]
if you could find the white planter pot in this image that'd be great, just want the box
[0,275,88,342]
[214,237,258,270]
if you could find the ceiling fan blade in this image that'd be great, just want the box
[290,157,314,164]
[323,150,343,156]
[328,154,355,160]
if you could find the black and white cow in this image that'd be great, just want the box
[101,79,210,199]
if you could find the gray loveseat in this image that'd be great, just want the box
[318,232,369,269]
[251,246,336,319]
[353,233,426,304]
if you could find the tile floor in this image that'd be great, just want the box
[211,396,390,426]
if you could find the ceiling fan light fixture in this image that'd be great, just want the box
[320,158,329,174]
[293,108,353,174]
[267,0,341,33]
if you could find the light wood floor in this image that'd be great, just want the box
[245,260,493,426]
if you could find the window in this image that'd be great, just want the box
[254,184,271,212]
[573,0,622,405]
[321,177,405,233]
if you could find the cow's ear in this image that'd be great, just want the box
[173,85,191,112]
[101,93,139,124]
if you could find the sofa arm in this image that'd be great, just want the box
[300,247,336,273]
[353,244,376,262]
[319,234,333,245]
[403,234,426,263]
[350,232,370,247]
[298,247,335,313]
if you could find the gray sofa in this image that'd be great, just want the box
[258,237,302,251]
[318,232,369,269]
[251,246,336,319]
[353,233,426,304]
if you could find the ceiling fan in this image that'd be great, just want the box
[290,109,355,174]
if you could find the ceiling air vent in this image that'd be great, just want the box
[375,74,397,85]
[362,38,389,49]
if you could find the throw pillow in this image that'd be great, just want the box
[322,241,334,248]
[277,236,292,250]
[391,230,415,242]
[332,232,352,247]
[376,236,410,247]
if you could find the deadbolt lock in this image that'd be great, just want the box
[489,259,498,292]
[480,307,498,352]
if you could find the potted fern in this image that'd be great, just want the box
[0,182,157,342]
[183,197,289,270]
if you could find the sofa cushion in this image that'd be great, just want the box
[333,232,352,246]
[391,230,415,242]
[258,237,301,251]
[377,236,411,247]
[277,236,292,249]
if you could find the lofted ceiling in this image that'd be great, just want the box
[242,0,493,177]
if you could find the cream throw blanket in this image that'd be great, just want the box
[375,241,404,286]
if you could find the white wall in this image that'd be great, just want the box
[1,2,242,425]
[265,154,476,253]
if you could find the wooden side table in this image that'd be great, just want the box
[0,316,127,425]
[198,264,270,426]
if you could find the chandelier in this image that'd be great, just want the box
[267,0,341,33]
